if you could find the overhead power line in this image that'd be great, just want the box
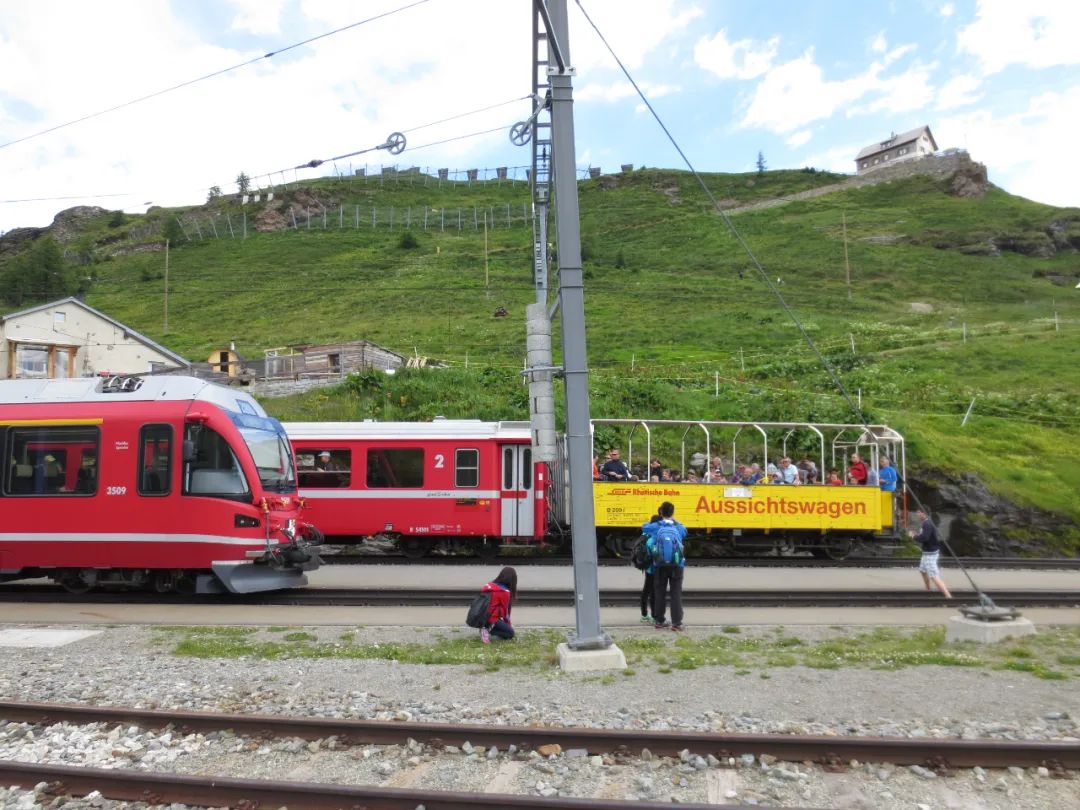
[0,0,432,152]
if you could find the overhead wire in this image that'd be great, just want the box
[0,0,433,152]
[573,0,1008,612]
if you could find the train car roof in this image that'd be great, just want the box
[284,420,533,441]
[0,375,268,416]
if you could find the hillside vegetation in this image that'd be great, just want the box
[2,166,1079,549]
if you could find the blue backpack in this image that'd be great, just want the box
[651,522,683,567]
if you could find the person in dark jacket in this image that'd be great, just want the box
[642,501,688,631]
[639,513,660,623]
[480,566,517,643]
[910,509,952,598]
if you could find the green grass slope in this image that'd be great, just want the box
[3,167,1079,540]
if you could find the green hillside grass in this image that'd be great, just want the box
[4,168,1080,540]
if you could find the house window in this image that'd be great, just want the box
[861,162,868,169]
[12,343,75,379]
[455,449,479,487]
[53,312,66,324]
[328,353,342,374]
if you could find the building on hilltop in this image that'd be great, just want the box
[855,126,938,175]
[0,297,189,380]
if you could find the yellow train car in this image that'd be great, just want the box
[579,419,906,559]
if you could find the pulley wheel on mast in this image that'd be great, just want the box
[381,132,407,155]
[510,121,532,146]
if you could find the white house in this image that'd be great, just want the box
[855,126,938,175]
[0,297,189,380]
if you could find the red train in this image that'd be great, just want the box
[0,375,321,593]
[286,420,548,557]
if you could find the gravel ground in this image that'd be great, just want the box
[0,622,1077,809]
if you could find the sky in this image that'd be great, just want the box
[1,0,1078,235]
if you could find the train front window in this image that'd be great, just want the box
[239,427,296,492]
[183,424,251,500]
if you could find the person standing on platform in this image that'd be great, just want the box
[643,501,688,632]
[910,510,952,599]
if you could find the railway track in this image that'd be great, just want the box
[0,701,1075,809]
[1,583,1078,608]
[322,553,1080,570]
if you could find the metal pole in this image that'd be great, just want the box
[547,0,609,650]
[961,397,977,427]
[163,239,169,333]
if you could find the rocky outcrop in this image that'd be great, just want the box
[50,206,109,243]
[909,469,1078,557]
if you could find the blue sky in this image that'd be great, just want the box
[1,0,1077,234]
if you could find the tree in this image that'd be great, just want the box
[756,151,767,175]
[163,217,185,246]
[235,173,251,195]
[207,185,223,202]
[0,236,75,307]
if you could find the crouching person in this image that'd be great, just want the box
[480,566,517,643]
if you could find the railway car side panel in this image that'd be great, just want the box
[594,482,890,533]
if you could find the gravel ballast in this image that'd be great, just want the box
[0,622,1077,808]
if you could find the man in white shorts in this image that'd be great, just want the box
[910,509,952,598]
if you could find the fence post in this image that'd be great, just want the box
[322,208,327,229]
[441,208,445,232]
[1055,312,1060,332]
[242,212,247,239]
[226,214,235,238]
[290,209,298,229]
[339,205,343,229]
[306,208,310,230]
[849,334,856,354]
[355,205,359,228]
[961,397,977,426]
[962,323,967,343]
[739,348,745,372]
[193,219,203,240]
[715,371,719,397]
[208,218,218,238]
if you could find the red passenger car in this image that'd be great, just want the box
[285,420,547,557]
[0,375,320,593]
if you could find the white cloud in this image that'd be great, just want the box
[694,28,778,80]
[786,129,812,147]
[957,2,1080,75]
[940,3,955,18]
[937,84,1080,206]
[228,0,286,35]
[738,49,877,133]
[870,32,887,53]
[568,1,703,73]
[739,43,928,134]
[936,75,982,110]
[576,81,680,104]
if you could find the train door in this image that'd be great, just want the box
[500,444,533,537]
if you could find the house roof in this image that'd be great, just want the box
[855,125,937,160]
[0,296,190,368]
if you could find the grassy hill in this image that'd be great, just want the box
[3,166,1080,549]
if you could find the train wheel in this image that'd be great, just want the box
[399,537,430,559]
[152,570,181,593]
[59,572,92,594]
[475,538,500,558]
[816,539,854,560]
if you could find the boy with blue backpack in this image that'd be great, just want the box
[641,501,688,631]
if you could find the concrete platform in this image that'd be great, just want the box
[946,614,1037,643]
[303,564,1079,593]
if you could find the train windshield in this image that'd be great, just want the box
[239,427,296,492]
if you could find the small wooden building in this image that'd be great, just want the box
[264,340,405,379]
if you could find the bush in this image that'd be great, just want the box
[398,231,420,249]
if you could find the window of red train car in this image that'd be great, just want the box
[366,448,423,488]
[2,425,99,496]
[138,424,172,496]
[297,449,351,488]
[455,449,479,487]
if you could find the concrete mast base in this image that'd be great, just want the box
[556,642,627,672]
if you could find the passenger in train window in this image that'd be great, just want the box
[592,456,600,480]
[744,463,764,484]
[599,448,632,481]
[479,566,517,643]
[848,454,868,485]
[685,471,700,484]
[659,468,673,483]
[797,456,818,484]
[878,456,898,492]
[826,469,844,486]
[777,457,799,485]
